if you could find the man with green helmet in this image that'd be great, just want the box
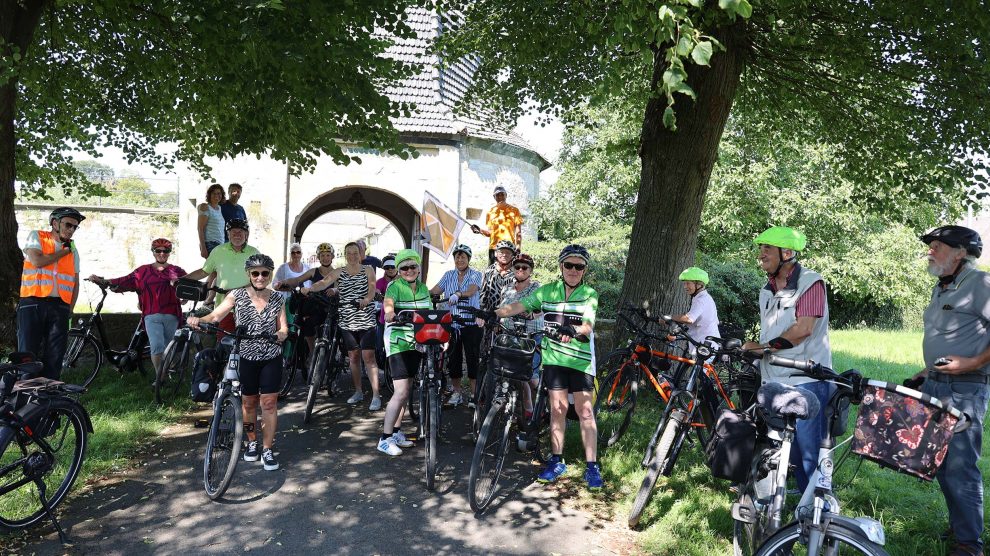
[743,226,833,494]
[672,267,720,348]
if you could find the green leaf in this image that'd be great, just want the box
[691,41,714,65]
[663,105,677,130]
[676,35,693,57]
[736,0,753,18]
[670,81,697,99]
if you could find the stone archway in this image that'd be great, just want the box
[290,185,434,278]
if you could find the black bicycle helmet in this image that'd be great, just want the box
[921,225,983,258]
[494,239,516,252]
[225,218,249,233]
[558,244,590,264]
[244,254,275,271]
[49,207,85,225]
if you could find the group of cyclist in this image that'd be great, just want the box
[18,195,990,547]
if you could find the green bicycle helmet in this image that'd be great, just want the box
[753,226,807,252]
[678,267,709,285]
[395,248,422,267]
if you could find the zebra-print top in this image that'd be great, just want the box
[336,266,376,332]
[233,288,283,361]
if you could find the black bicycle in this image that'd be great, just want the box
[61,278,151,387]
[156,278,225,405]
[277,290,312,398]
[303,294,354,424]
[196,323,281,500]
[0,353,92,543]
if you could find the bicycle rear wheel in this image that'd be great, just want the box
[594,352,639,450]
[0,400,88,530]
[156,338,196,405]
[304,346,327,424]
[203,389,243,500]
[425,382,441,491]
[60,331,102,388]
[528,385,553,463]
[471,370,496,441]
[468,395,513,512]
[628,408,687,529]
[755,520,889,555]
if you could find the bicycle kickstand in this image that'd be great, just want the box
[35,477,70,544]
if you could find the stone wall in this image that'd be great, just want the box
[16,206,179,314]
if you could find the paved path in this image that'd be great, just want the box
[7,386,630,555]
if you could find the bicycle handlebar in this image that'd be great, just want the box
[194,322,279,342]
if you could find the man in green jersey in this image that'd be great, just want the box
[492,244,603,489]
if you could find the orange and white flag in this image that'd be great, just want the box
[421,191,467,259]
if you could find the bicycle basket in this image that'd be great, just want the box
[412,310,453,345]
[490,333,537,382]
[851,380,964,481]
[176,278,209,301]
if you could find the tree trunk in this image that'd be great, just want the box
[0,1,47,347]
[620,24,748,321]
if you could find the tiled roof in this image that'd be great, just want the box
[383,8,549,168]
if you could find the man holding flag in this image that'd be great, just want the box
[471,185,524,265]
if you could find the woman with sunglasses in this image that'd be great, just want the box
[188,254,288,471]
[88,238,187,379]
[490,244,603,490]
[274,242,337,357]
[274,243,311,300]
[495,253,542,415]
[303,241,382,410]
[377,249,433,456]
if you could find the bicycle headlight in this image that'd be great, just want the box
[696,345,712,359]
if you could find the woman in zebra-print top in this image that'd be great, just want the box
[188,254,288,471]
[304,242,381,410]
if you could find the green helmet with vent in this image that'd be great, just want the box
[753,226,807,252]
[395,248,421,267]
[678,267,709,285]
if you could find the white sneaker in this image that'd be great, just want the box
[448,392,464,406]
[377,436,402,456]
[392,430,414,448]
[347,391,365,404]
[368,396,382,411]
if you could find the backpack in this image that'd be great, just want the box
[190,348,221,402]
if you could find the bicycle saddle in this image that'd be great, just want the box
[757,382,821,422]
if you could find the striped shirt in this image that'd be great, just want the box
[767,263,826,318]
[435,268,483,326]
[232,288,284,361]
[336,266,376,331]
[480,263,514,312]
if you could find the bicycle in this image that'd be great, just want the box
[627,316,751,528]
[303,294,355,424]
[467,318,553,512]
[0,353,92,543]
[197,323,281,500]
[277,290,312,398]
[155,278,225,405]
[61,278,151,387]
[732,354,969,556]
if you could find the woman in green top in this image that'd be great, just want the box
[377,249,433,457]
[493,244,603,490]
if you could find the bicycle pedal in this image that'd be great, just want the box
[731,498,756,523]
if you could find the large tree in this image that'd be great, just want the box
[1,0,423,334]
[438,0,990,313]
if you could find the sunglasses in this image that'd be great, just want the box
[513,265,532,271]
[61,222,80,230]
[290,251,302,255]
[562,262,587,271]
[399,265,418,272]
[250,270,271,278]
[383,266,396,270]
[153,249,171,254]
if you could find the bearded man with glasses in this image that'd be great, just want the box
[88,238,188,379]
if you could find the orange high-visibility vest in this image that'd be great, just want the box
[20,230,76,304]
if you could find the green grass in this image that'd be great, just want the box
[0,365,193,524]
[580,329,985,556]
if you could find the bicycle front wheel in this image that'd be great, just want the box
[628,408,687,529]
[156,338,196,405]
[61,331,102,388]
[468,395,512,512]
[471,370,496,442]
[733,475,773,556]
[203,390,243,500]
[304,346,327,424]
[425,382,441,491]
[594,351,639,450]
[0,400,88,530]
[755,520,889,556]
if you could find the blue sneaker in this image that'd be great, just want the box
[584,463,604,490]
[537,458,567,483]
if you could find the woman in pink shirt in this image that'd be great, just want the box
[88,238,187,377]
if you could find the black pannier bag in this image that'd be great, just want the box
[705,408,758,482]
[190,348,221,402]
